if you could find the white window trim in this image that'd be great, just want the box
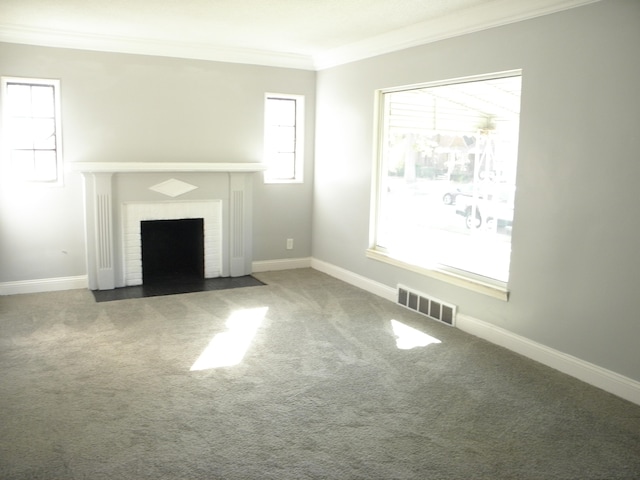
[1,76,64,187]
[263,92,304,184]
[366,248,509,301]
[368,70,522,300]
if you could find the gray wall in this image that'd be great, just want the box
[313,0,640,382]
[0,44,315,282]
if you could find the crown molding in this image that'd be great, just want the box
[0,24,316,70]
[313,0,601,70]
[0,0,600,72]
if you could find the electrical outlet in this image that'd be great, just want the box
[286,238,294,250]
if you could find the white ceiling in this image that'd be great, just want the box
[0,0,599,70]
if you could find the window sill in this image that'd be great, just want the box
[365,248,509,301]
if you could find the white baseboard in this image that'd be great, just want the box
[311,258,640,406]
[455,314,640,406]
[311,258,397,301]
[252,257,312,273]
[0,275,88,295]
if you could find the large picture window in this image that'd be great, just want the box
[369,71,522,292]
[1,77,63,185]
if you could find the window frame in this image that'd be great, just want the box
[1,76,64,187]
[368,70,522,301]
[263,92,304,184]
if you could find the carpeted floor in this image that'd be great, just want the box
[1,268,639,479]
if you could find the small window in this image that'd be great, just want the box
[1,77,63,185]
[370,71,522,292]
[264,93,304,183]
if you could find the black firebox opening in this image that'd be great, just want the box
[141,218,204,285]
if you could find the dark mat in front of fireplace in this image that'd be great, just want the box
[91,275,265,303]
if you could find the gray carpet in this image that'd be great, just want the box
[1,268,639,479]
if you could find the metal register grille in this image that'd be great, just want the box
[397,284,457,326]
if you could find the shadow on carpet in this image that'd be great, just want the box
[91,275,265,302]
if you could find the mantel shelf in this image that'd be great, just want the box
[73,162,268,173]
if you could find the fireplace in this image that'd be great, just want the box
[141,218,204,284]
[75,162,266,290]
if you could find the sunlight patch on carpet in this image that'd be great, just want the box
[391,320,441,350]
[190,307,268,370]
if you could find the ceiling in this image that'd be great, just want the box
[0,0,598,70]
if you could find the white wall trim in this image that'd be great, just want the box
[310,258,396,301]
[0,257,313,295]
[252,257,312,272]
[0,1,598,71]
[0,24,315,70]
[0,275,88,295]
[366,248,509,301]
[314,0,601,69]
[455,313,640,407]
[310,258,640,406]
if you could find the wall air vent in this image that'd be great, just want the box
[397,284,457,327]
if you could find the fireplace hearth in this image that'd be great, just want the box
[91,275,265,302]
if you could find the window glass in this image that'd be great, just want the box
[264,94,304,183]
[373,72,522,285]
[1,78,62,185]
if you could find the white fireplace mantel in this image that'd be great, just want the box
[73,161,268,173]
[77,162,266,290]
